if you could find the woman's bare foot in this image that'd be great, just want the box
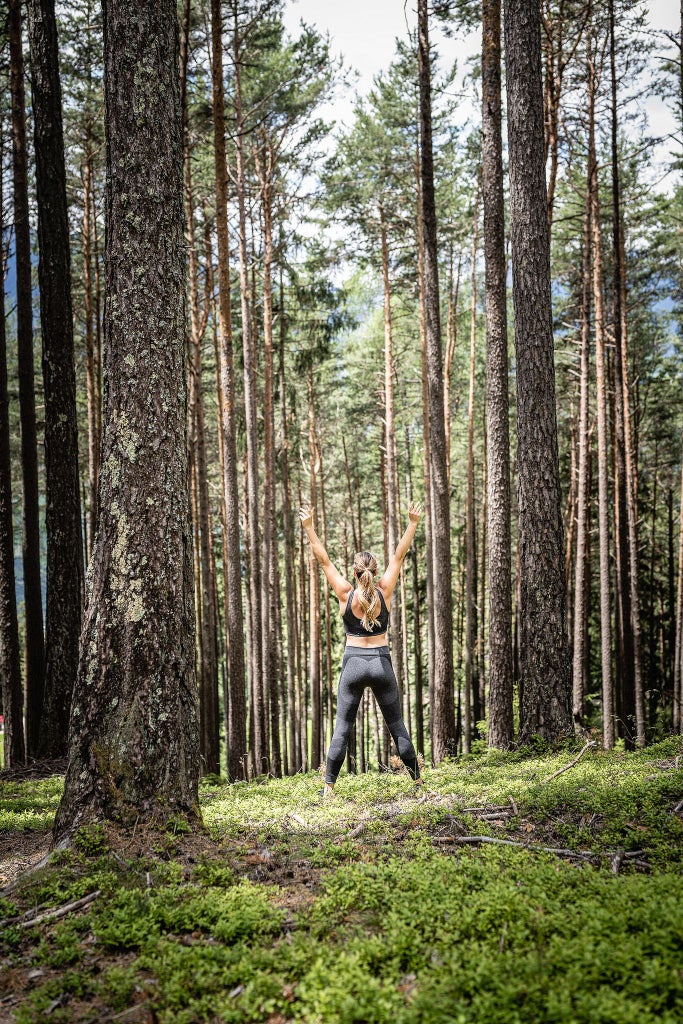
[322,783,335,801]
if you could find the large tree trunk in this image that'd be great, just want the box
[210,0,247,781]
[9,0,45,757]
[482,0,513,750]
[0,152,26,768]
[572,185,593,736]
[27,0,85,759]
[504,0,572,744]
[54,0,199,839]
[587,34,614,748]
[418,0,455,762]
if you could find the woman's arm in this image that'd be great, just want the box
[299,504,352,603]
[378,501,423,600]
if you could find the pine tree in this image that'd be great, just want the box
[55,0,199,837]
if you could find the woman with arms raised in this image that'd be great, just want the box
[299,501,424,798]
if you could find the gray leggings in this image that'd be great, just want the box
[325,645,420,784]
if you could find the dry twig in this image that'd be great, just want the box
[540,741,597,785]
[19,890,100,929]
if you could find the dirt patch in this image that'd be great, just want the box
[0,831,52,890]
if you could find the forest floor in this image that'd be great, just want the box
[0,739,682,1024]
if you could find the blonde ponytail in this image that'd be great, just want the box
[353,551,379,631]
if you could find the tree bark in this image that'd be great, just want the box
[587,33,614,748]
[9,0,45,757]
[379,204,405,711]
[307,372,321,769]
[465,205,480,754]
[675,462,683,733]
[54,0,199,838]
[418,0,455,762]
[278,271,299,773]
[0,144,26,768]
[415,147,436,752]
[233,5,266,771]
[258,163,281,777]
[572,185,593,736]
[82,147,99,563]
[210,0,247,780]
[482,0,513,750]
[27,0,85,759]
[608,0,645,747]
[504,0,572,743]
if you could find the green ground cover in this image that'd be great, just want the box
[1,739,682,1023]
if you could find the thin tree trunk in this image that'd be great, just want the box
[0,142,26,767]
[9,0,45,757]
[479,417,487,716]
[465,205,480,754]
[182,2,218,777]
[307,372,321,769]
[418,0,455,762]
[609,0,645,747]
[587,35,614,749]
[258,161,281,777]
[504,0,572,743]
[444,248,463,488]
[278,268,299,774]
[54,0,199,838]
[210,0,247,780]
[416,152,435,753]
[28,0,85,759]
[406,427,424,754]
[572,186,593,736]
[675,463,683,733]
[482,0,513,750]
[82,146,99,564]
[233,5,265,770]
[379,204,405,711]
[318,439,334,752]
[667,486,675,703]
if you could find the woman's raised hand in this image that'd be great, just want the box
[408,500,424,523]
[298,503,314,529]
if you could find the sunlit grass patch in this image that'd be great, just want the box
[0,776,63,833]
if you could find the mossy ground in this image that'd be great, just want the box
[1,739,682,1023]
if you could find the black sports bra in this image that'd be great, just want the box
[342,588,390,637]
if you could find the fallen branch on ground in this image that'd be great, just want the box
[18,889,100,929]
[432,833,650,867]
[540,741,597,784]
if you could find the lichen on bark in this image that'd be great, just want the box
[53,0,200,840]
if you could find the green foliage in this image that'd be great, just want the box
[3,743,682,1022]
[92,880,282,951]
[72,823,108,856]
[0,777,63,833]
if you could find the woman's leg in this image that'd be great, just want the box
[325,655,365,784]
[371,654,420,780]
